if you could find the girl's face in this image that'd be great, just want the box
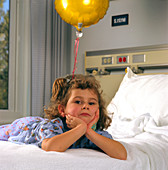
[64,88,99,124]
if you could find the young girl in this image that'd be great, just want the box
[0,74,127,160]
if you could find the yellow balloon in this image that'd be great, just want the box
[55,0,109,31]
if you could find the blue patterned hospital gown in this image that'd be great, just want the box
[0,117,112,149]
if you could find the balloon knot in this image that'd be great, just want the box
[76,30,83,38]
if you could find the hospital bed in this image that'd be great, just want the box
[0,45,168,170]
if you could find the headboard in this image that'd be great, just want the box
[85,45,168,106]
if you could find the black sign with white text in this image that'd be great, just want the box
[112,14,129,27]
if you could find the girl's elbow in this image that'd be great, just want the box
[120,152,127,160]
[117,149,127,160]
[41,139,50,151]
[109,149,127,160]
[109,153,127,160]
[117,143,127,160]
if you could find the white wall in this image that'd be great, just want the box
[70,0,168,74]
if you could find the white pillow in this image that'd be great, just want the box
[107,67,168,126]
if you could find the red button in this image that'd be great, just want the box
[119,57,122,62]
[123,57,126,62]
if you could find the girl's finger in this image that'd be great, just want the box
[96,109,99,116]
[95,109,100,120]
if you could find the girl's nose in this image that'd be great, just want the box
[81,103,89,110]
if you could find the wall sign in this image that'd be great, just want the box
[112,14,129,27]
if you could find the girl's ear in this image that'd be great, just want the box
[58,104,66,117]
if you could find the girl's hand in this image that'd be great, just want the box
[87,109,99,131]
[66,114,86,129]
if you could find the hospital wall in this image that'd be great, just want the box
[70,0,168,74]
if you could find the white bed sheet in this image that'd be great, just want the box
[0,114,168,170]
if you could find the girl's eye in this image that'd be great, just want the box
[75,100,81,104]
[89,102,96,105]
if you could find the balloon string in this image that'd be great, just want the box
[72,37,80,79]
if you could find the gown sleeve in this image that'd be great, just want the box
[8,118,64,148]
[37,118,64,147]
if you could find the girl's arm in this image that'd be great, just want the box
[85,130,127,160]
[42,116,87,152]
[85,110,127,160]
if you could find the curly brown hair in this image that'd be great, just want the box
[44,74,112,130]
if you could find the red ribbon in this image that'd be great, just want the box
[72,37,80,79]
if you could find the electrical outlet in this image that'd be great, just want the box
[102,57,112,65]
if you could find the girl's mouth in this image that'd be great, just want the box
[80,113,90,116]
